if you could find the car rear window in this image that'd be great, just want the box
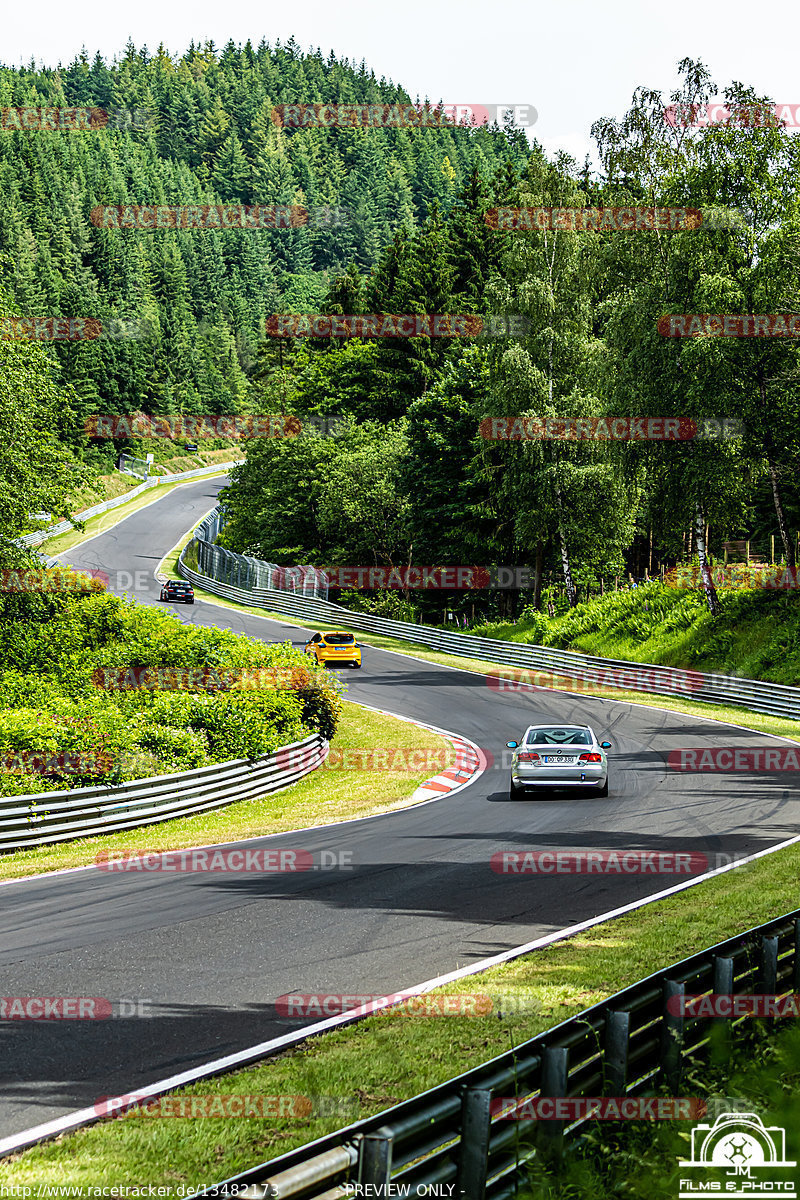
[526,728,591,745]
[323,634,355,644]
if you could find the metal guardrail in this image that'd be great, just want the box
[194,907,800,1200]
[179,527,800,723]
[189,509,329,599]
[16,461,242,548]
[0,733,326,851]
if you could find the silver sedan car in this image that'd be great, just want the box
[506,724,611,798]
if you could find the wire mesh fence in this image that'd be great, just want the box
[193,509,329,599]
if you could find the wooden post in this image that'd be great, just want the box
[771,536,775,564]
[746,541,750,565]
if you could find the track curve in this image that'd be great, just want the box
[1,476,799,1139]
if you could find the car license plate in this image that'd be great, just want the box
[543,756,575,764]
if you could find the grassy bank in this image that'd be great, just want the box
[471,583,800,686]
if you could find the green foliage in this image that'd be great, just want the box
[0,582,340,795]
[136,725,209,771]
[0,43,527,437]
[191,690,304,759]
[471,579,800,684]
[0,291,94,556]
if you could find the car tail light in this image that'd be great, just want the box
[517,751,541,763]
[579,752,602,763]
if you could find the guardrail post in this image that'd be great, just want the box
[604,1010,630,1095]
[711,956,734,1060]
[357,1127,393,1188]
[457,1088,492,1200]
[759,935,778,997]
[794,920,800,993]
[661,980,685,1093]
[540,1045,568,1153]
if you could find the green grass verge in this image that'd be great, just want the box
[472,582,800,687]
[3,833,800,1191]
[0,700,452,882]
[40,467,236,559]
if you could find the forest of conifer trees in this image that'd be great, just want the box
[2,46,799,622]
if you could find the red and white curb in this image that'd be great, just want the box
[411,736,486,801]
[352,701,486,802]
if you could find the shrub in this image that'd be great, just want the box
[138,725,209,770]
[192,690,306,759]
[0,583,343,794]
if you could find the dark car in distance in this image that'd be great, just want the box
[159,580,195,605]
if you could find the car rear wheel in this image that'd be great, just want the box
[597,778,609,797]
[509,778,522,799]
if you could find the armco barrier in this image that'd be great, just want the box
[179,517,800,723]
[193,908,800,1199]
[0,733,326,851]
[16,461,242,548]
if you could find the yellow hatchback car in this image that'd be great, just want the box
[304,631,362,669]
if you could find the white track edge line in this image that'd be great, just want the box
[3,825,799,1158]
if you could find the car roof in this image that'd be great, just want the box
[524,723,591,730]
[523,723,596,737]
[319,630,355,636]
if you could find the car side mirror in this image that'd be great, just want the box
[600,741,612,749]
[506,741,519,749]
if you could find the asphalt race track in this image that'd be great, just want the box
[2,476,799,1139]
